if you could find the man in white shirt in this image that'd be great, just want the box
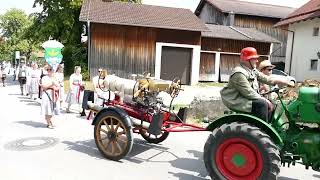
[92,68,114,106]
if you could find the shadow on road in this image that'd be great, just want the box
[26,102,41,106]
[20,99,34,103]
[17,96,30,99]
[278,177,299,180]
[168,172,209,180]
[8,93,22,96]
[62,139,107,160]
[15,120,47,128]
[125,140,209,179]
[169,150,209,179]
[125,138,177,164]
[313,174,320,178]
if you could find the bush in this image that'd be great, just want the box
[62,44,88,80]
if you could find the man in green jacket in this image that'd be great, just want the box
[220,47,294,121]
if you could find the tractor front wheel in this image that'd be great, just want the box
[204,122,280,180]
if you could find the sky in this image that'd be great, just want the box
[0,0,312,15]
[0,0,42,15]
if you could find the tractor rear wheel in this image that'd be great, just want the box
[94,111,133,161]
[204,122,280,180]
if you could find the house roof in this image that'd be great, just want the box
[202,24,280,43]
[79,0,208,32]
[274,0,320,27]
[195,0,295,19]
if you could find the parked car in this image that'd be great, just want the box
[271,69,296,83]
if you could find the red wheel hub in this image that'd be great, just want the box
[215,138,263,180]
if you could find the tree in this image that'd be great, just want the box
[0,8,39,61]
[29,0,141,78]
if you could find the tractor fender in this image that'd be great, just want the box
[206,114,283,146]
[91,106,133,128]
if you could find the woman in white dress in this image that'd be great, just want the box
[29,63,40,100]
[66,66,83,113]
[55,64,65,109]
[40,65,60,129]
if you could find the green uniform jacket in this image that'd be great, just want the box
[220,66,274,113]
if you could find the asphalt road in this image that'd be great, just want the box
[0,77,319,180]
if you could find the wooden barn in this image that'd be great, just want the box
[79,0,207,85]
[200,24,280,82]
[195,0,295,69]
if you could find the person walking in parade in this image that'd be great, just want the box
[40,64,60,129]
[0,65,6,87]
[55,63,65,110]
[28,62,41,100]
[16,57,28,95]
[66,66,84,113]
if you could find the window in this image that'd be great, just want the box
[311,59,318,71]
[313,27,319,36]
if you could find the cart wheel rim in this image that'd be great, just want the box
[96,116,129,157]
[215,138,263,179]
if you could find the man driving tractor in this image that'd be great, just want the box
[220,47,294,122]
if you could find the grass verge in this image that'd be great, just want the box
[64,80,93,92]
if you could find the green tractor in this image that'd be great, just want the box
[203,86,320,179]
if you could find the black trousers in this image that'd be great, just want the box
[251,99,271,122]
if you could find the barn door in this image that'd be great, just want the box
[160,46,192,85]
[219,54,240,82]
[199,53,216,81]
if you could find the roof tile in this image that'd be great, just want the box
[80,0,208,32]
[204,0,295,18]
[206,0,295,18]
[202,24,280,43]
[275,0,320,27]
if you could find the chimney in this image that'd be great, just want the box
[227,11,235,26]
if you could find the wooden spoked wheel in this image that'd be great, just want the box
[139,128,169,144]
[94,111,133,161]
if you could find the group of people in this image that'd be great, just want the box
[12,58,85,129]
[40,65,85,128]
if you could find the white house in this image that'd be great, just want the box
[275,0,320,81]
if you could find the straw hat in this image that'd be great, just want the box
[258,60,276,71]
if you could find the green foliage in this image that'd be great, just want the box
[0,9,30,38]
[0,8,38,61]
[63,44,89,80]
[28,0,141,78]
[30,0,84,44]
[0,41,13,61]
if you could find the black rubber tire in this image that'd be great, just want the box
[94,110,133,161]
[139,129,169,144]
[203,122,280,180]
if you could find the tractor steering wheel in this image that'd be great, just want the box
[261,86,287,96]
